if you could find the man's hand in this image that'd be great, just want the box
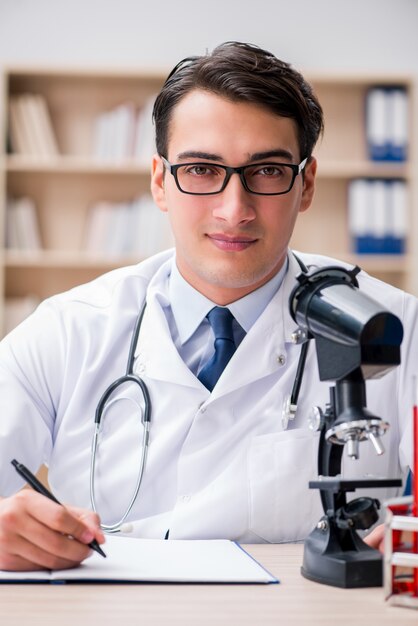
[0,490,105,571]
[363,523,385,553]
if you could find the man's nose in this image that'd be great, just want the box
[212,172,256,226]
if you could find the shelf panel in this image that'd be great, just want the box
[316,160,410,180]
[6,155,151,175]
[5,249,144,269]
[6,156,410,180]
[2,67,416,314]
[4,252,144,300]
[5,249,409,275]
[7,70,166,157]
[334,253,410,272]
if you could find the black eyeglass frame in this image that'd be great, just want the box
[160,155,309,196]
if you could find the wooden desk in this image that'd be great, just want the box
[1,543,417,625]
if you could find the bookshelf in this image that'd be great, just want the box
[0,67,172,334]
[291,74,416,293]
[0,68,416,336]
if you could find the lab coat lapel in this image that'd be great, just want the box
[133,251,304,393]
[134,289,202,389]
[210,253,303,398]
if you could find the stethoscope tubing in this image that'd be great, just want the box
[89,254,309,532]
[90,301,151,532]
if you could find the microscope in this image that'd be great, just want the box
[289,264,404,588]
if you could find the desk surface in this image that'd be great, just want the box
[1,543,417,625]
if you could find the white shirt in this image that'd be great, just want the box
[0,249,416,543]
[168,259,287,376]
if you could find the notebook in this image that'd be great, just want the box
[0,535,278,584]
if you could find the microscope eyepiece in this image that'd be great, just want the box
[289,265,403,381]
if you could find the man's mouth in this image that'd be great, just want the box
[206,233,258,252]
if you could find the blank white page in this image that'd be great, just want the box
[0,536,278,584]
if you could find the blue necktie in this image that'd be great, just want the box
[198,307,237,391]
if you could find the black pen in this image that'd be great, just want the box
[11,459,106,558]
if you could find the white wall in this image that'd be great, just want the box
[0,0,417,74]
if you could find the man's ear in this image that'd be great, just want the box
[151,154,168,212]
[299,156,317,214]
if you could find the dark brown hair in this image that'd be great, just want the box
[152,41,324,160]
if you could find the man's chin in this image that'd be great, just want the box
[197,267,269,291]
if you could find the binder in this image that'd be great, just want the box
[370,179,387,254]
[387,88,408,161]
[365,87,408,162]
[366,88,389,161]
[348,178,407,255]
[386,179,407,254]
[348,178,372,254]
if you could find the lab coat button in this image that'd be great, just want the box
[180,495,191,503]
[199,404,206,413]
[277,354,286,365]
[137,363,146,373]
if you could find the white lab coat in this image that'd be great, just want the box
[0,250,416,543]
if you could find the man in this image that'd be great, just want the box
[0,42,415,571]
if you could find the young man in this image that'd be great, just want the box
[0,42,415,571]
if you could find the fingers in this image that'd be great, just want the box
[0,490,104,571]
[364,523,385,553]
[67,505,105,546]
[0,531,92,571]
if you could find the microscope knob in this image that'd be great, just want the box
[367,428,385,456]
[308,406,325,432]
[346,436,360,460]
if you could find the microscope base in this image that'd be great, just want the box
[301,523,383,588]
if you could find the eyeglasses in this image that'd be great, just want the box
[160,155,308,196]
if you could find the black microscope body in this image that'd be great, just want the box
[290,265,404,588]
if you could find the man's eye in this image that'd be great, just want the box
[255,166,285,177]
[183,165,220,176]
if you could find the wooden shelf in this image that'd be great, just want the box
[5,249,143,269]
[6,155,151,175]
[0,66,171,332]
[316,160,410,179]
[0,67,416,334]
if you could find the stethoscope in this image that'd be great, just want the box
[90,253,311,532]
[90,301,150,532]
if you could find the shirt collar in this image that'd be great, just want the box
[169,256,289,345]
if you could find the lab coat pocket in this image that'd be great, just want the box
[248,429,322,543]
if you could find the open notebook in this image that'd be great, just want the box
[0,536,278,584]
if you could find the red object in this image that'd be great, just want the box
[413,404,418,595]
[385,385,418,607]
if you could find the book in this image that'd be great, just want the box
[84,201,114,253]
[7,94,59,157]
[8,98,28,154]
[6,197,42,251]
[113,102,136,161]
[0,535,278,584]
[84,195,174,257]
[34,94,59,156]
[130,194,174,257]
[93,102,137,161]
[134,95,157,165]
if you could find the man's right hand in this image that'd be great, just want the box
[0,490,105,571]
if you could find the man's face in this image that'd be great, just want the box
[151,89,316,305]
